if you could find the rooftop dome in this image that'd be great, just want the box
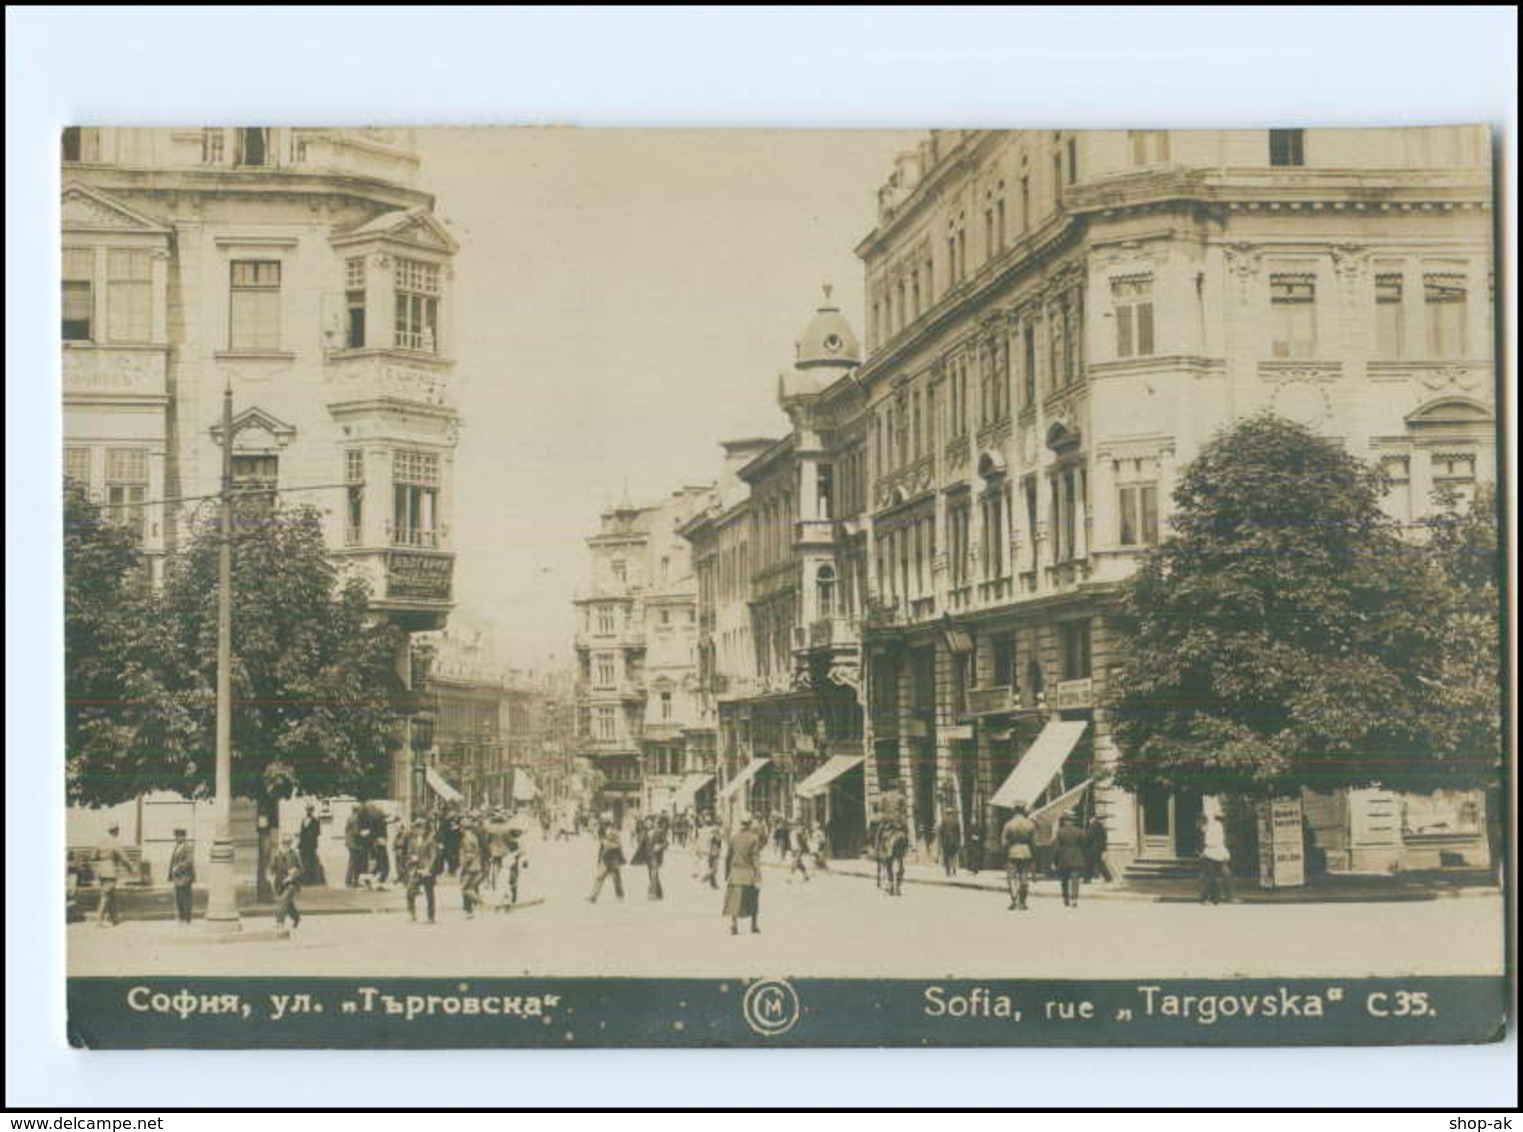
[794,284,862,370]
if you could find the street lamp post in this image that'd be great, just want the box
[204,384,241,931]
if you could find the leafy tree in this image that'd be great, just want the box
[1108,413,1494,800]
[67,496,406,836]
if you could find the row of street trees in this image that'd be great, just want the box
[65,488,406,889]
[1107,414,1504,867]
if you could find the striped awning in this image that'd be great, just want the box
[989,719,1089,810]
[795,754,865,799]
[716,758,770,802]
[425,766,464,803]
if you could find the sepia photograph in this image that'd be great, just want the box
[55,121,1506,1049]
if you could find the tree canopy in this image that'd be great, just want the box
[65,494,405,808]
[1108,413,1501,799]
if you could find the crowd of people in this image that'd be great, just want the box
[77,794,1237,934]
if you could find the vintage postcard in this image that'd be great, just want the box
[62,125,1506,1048]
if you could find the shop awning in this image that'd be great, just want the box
[989,719,1089,810]
[795,754,866,799]
[716,758,770,802]
[1031,778,1093,826]
[425,766,464,804]
[512,771,538,802]
[675,773,716,803]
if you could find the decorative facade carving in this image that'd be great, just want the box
[1223,241,1262,300]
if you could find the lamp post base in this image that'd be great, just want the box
[201,840,242,932]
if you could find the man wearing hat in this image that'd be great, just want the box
[404,816,443,924]
[168,828,196,926]
[722,814,764,935]
[298,804,324,886]
[94,822,130,927]
[271,833,304,932]
[587,812,625,903]
[1054,812,1088,908]
[1001,802,1038,911]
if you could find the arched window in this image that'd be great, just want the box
[816,565,837,618]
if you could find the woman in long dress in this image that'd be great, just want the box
[722,815,764,935]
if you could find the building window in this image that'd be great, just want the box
[1112,277,1154,358]
[345,257,366,348]
[64,446,91,490]
[105,449,148,543]
[981,490,1006,580]
[392,448,440,548]
[1117,481,1159,547]
[201,128,225,165]
[1380,455,1412,523]
[596,707,616,741]
[1375,273,1405,358]
[62,247,94,342]
[595,654,615,688]
[993,637,1016,689]
[816,564,836,617]
[1066,138,1078,184]
[1050,466,1084,564]
[107,249,152,343]
[1424,273,1468,357]
[596,607,615,636]
[1059,620,1092,681]
[996,185,1007,250]
[230,454,278,512]
[1053,154,1063,204]
[236,128,270,168]
[344,448,365,546]
[947,499,971,588]
[1269,274,1317,359]
[229,260,282,351]
[1020,175,1031,233]
[1023,476,1039,573]
[1048,301,1068,389]
[1430,452,1477,511]
[394,258,441,352]
[611,559,627,585]
[1129,130,1170,165]
[1269,129,1305,167]
[660,692,673,721]
[61,127,100,164]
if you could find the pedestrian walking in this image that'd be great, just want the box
[587,813,626,903]
[1198,813,1234,905]
[343,808,365,889]
[772,817,792,861]
[936,809,962,878]
[809,824,830,872]
[645,816,669,900]
[458,814,485,919]
[699,816,723,889]
[297,804,325,886]
[1054,813,1087,907]
[965,815,986,875]
[168,828,196,926]
[502,823,527,907]
[404,816,442,924]
[1083,813,1113,884]
[440,806,462,877]
[723,815,764,935]
[271,834,303,932]
[788,822,811,883]
[1001,803,1037,911]
[94,822,130,927]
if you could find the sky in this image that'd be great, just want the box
[419,129,921,670]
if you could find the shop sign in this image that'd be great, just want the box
[1257,795,1306,888]
[387,551,453,601]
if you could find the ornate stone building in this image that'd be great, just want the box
[572,488,708,820]
[853,127,1495,871]
[62,127,463,872]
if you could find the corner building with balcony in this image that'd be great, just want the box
[573,489,709,821]
[854,127,1495,873]
[62,128,462,872]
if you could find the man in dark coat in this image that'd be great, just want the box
[723,815,764,935]
[1054,813,1088,907]
[1083,813,1112,883]
[297,804,324,886]
[403,817,442,924]
[936,809,962,878]
[343,808,364,888]
[270,834,303,931]
[168,828,196,926]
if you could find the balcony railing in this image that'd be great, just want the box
[909,596,937,622]
[808,616,859,649]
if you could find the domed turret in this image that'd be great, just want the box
[794,284,862,371]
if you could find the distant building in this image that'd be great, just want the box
[572,489,710,819]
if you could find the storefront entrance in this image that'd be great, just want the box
[1136,785,1203,859]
